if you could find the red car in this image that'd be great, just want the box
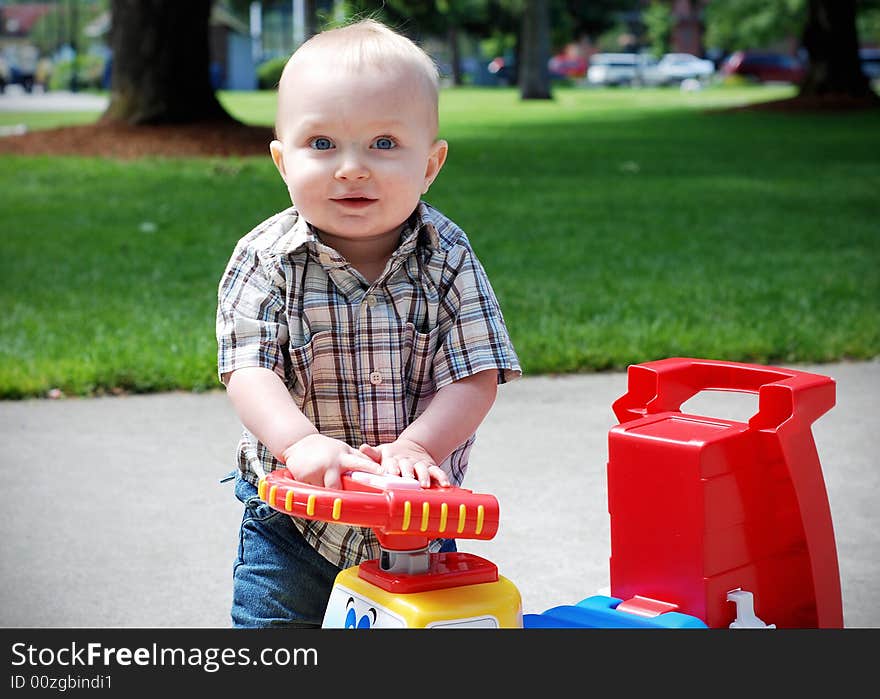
[720,50,806,84]
[548,53,587,79]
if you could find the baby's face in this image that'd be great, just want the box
[270,60,446,244]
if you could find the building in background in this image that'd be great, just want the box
[0,2,53,91]
[209,3,257,90]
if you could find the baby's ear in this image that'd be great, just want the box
[269,140,287,181]
[423,139,448,194]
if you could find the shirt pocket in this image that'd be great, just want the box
[287,330,332,407]
[402,322,439,422]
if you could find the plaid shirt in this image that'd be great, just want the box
[216,201,521,570]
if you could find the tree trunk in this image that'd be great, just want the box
[799,0,878,100]
[102,0,234,125]
[449,25,462,87]
[304,0,318,43]
[519,0,552,100]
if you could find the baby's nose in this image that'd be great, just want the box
[334,153,370,180]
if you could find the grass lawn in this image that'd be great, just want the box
[1,84,878,398]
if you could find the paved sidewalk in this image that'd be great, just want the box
[0,88,108,112]
[1,360,877,628]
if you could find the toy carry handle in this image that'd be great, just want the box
[612,357,835,430]
[613,357,843,627]
[258,469,500,542]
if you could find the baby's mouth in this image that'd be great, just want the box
[332,196,376,208]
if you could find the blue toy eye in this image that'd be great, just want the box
[311,137,333,150]
[356,608,377,629]
[345,607,357,629]
[373,137,395,150]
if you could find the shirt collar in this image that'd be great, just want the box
[393,203,441,259]
[271,202,441,258]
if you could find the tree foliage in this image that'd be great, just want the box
[562,0,641,39]
[642,0,673,58]
[29,0,109,56]
[704,0,806,53]
[858,2,880,43]
[705,0,880,53]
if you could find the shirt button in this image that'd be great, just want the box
[366,294,377,307]
[369,371,383,385]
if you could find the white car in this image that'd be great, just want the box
[587,53,660,86]
[654,53,715,84]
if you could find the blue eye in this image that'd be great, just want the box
[373,137,395,150]
[345,607,357,629]
[311,137,333,150]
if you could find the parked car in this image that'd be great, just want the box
[487,53,588,85]
[548,52,587,79]
[487,55,516,85]
[720,50,806,84]
[860,47,880,80]
[654,53,715,84]
[587,53,659,86]
[0,45,38,92]
[0,56,9,93]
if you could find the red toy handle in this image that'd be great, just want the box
[611,357,835,430]
[258,469,500,549]
[611,357,842,627]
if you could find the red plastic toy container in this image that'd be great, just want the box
[607,357,842,628]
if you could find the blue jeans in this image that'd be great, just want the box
[231,476,340,628]
[229,474,458,628]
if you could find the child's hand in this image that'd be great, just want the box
[282,433,385,489]
[358,438,449,488]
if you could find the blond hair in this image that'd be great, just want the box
[275,19,440,136]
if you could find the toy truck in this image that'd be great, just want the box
[259,358,844,629]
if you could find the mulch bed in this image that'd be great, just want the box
[0,118,275,159]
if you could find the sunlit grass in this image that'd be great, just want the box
[1,84,877,397]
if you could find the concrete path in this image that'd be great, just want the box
[0,87,108,112]
[1,360,877,628]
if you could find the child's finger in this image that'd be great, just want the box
[382,456,401,476]
[427,465,450,487]
[340,452,386,474]
[323,468,343,490]
[358,443,382,462]
[396,458,416,481]
[412,460,433,487]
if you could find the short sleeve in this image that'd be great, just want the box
[216,241,289,384]
[432,246,521,388]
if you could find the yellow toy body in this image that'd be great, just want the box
[323,565,523,628]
